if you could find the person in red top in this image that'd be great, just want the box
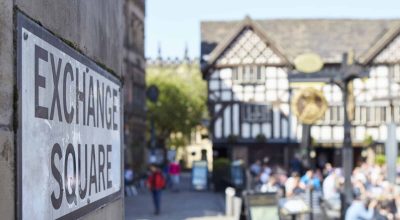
[168,161,181,191]
[147,164,165,215]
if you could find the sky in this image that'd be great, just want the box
[146,0,400,59]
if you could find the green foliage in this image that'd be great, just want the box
[212,158,231,191]
[375,154,386,166]
[146,63,207,148]
[227,134,239,143]
[363,135,374,147]
[255,134,267,143]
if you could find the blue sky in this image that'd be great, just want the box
[146,0,400,59]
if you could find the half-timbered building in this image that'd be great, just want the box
[201,17,400,167]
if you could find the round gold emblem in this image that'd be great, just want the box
[291,87,328,124]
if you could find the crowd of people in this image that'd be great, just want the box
[249,157,400,220]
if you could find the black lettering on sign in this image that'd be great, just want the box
[34,45,49,119]
[78,144,88,199]
[105,86,112,130]
[97,80,105,128]
[51,143,63,210]
[63,63,74,124]
[106,144,112,189]
[76,68,86,125]
[112,89,118,130]
[98,145,106,191]
[87,75,96,127]
[49,53,63,122]
[89,144,98,196]
[64,143,77,205]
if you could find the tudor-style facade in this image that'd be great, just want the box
[201,17,400,167]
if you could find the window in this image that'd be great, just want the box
[392,64,400,83]
[241,103,272,123]
[232,65,265,84]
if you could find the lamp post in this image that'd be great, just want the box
[289,52,369,207]
[146,85,159,163]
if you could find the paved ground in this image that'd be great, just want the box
[125,173,227,220]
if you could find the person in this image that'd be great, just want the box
[147,164,166,215]
[260,175,279,193]
[259,162,272,184]
[124,164,137,196]
[250,160,262,177]
[285,172,303,197]
[300,169,321,191]
[345,189,377,220]
[168,161,181,191]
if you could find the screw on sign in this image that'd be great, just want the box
[291,87,328,125]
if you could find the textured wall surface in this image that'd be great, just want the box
[0,0,146,218]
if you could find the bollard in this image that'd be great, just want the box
[233,196,242,220]
[225,187,236,216]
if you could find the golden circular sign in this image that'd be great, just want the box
[294,53,324,73]
[291,87,328,124]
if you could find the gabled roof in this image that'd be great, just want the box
[359,24,400,64]
[203,16,290,72]
[201,17,400,71]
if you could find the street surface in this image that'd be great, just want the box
[125,173,228,220]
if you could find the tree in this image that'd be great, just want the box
[146,62,207,148]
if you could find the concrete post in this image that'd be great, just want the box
[225,187,236,216]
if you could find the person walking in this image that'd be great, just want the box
[168,161,181,191]
[147,164,166,215]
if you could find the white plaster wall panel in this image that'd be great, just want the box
[297,124,302,140]
[376,65,389,77]
[233,104,240,135]
[242,123,250,138]
[320,126,331,141]
[374,35,400,63]
[333,126,344,141]
[311,126,321,141]
[215,118,222,138]
[397,127,400,141]
[244,92,254,101]
[254,92,265,102]
[210,70,219,80]
[220,68,232,79]
[291,117,298,139]
[262,123,271,138]
[355,126,366,141]
[220,79,232,90]
[273,110,280,138]
[221,91,232,101]
[379,125,387,141]
[331,85,342,102]
[280,104,290,116]
[366,128,379,140]
[214,104,222,138]
[266,91,277,102]
[281,119,288,138]
[209,80,219,91]
[252,124,261,138]
[255,85,264,92]
[224,106,231,137]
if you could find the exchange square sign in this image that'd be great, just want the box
[17,13,122,219]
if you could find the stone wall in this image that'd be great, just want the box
[0,0,145,219]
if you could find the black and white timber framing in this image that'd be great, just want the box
[201,17,400,164]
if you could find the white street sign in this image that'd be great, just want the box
[17,13,122,219]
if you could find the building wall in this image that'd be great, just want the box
[124,0,147,170]
[0,0,145,219]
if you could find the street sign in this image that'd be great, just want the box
[291,87,328,124]
[17,13,122,219]
[294,53,324,74]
